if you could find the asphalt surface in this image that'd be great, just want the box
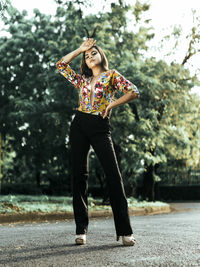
[0,202,200,267]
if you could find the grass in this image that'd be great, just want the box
[0,194,169,214]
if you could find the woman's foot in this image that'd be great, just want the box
[117,235,136,246]
[75,234,86,245]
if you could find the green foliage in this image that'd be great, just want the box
[0,194,168,214]
[0,0,199,197]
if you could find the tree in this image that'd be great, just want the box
[0,0,199,200]
[0,4,82,193]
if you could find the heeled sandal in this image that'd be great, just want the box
[117,235,136,246]
[75,234,86,245]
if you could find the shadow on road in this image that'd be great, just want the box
[0,242,126,265]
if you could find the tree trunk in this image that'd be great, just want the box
[113,141,122,172]
[95,142,122,204]
[36,171,41,188]
[142,164,155,201]
[95,168,109,204]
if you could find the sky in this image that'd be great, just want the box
[1,0,200,94]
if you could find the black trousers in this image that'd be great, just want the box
[69,110,133,236]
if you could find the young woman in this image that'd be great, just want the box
[56,38,140,246]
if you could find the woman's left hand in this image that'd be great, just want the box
[103,104,112,119]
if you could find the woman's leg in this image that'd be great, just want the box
[90,120,133,237]
[69,117,90,235]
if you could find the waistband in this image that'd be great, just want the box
[75,110,109,121]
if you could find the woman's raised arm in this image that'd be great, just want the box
[56,38,96,89]
[57,38,96,64]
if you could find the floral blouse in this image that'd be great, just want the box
[56,58,139,117]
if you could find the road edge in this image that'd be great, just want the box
[0,205,171,224]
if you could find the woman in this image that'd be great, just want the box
[56,38,140,246]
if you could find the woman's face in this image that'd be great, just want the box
[85,47,102,69]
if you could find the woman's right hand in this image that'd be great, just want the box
[79,38,96,53]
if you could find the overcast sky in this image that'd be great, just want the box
[1,0,200,94]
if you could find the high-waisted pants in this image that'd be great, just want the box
[69,110,133,236]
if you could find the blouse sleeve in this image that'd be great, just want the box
[111,69,139,97]
[56,58,83,89]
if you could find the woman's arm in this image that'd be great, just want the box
[103,69,139,118]
[56,38,96,64]
[60,48,82,64]
[103,93,138,119]
[56,38,96,88]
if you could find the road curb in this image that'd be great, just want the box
[0,205,171,224]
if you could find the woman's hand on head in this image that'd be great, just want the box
[79,38,96,53]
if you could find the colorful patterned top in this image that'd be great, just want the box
[56,58,139,117]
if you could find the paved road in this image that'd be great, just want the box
[0,203,200,267]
